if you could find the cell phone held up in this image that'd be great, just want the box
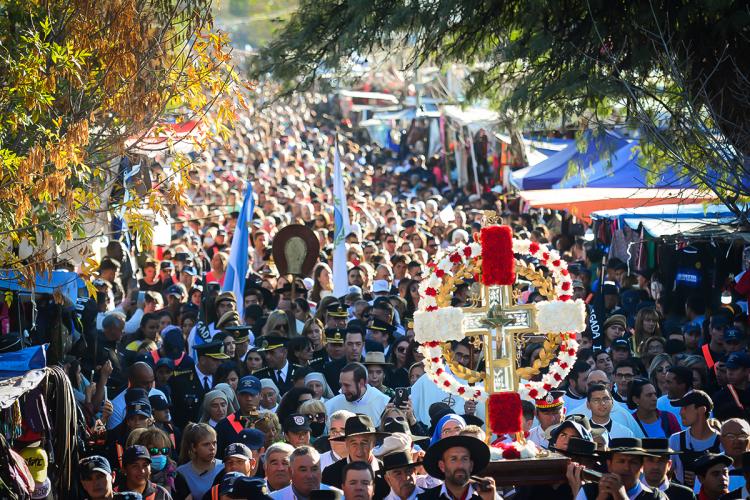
[393,387,411,408]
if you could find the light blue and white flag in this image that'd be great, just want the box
[223,180,254,322]
[332,139,350,298]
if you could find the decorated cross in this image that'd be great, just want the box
[414,220,586,439]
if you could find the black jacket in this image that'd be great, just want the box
[321,457,389,499]
[665,482,696,500]
[580,482,667,499]
[168,367,208,428]
[252,362,306,396]
[721,486,747,499]
[417,485,484,500]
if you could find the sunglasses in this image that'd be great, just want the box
[306,413,326,422]
[385,416,406,424]
[148,447,170,456]
[397,347,408,353]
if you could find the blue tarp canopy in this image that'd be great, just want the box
[590,203,745,238]
[0,270,85,303]
[510,131,629,190]
[554,141,695,190]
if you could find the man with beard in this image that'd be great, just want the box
[380,450,424,500]
[269,446,341,499]
[418,435,496,500]
[411,339,485,426]
[324,363,389,426]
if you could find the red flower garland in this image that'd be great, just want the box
[488,392,522,436]
[481,226,515,286]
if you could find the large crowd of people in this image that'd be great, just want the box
[7,83,750,500]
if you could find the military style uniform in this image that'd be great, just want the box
[168,340,230,428]
[252,335,306,396]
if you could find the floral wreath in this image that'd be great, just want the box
[414,227,585,402]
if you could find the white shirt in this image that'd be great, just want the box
[435,483,502,500]
[194,365,213,391]
[590,418,635,439]
[668,427,720,484]
[107,387,167,429]
[569,402,644,438]
[410,367,486,426]
[384,485,424,500]
[276,360,289,384]
[123,308,144,334]
[528,425,550,449]
[269,483,341,500]
[325,385,390,426]
[319,450,343,472]
[656,395,684,428]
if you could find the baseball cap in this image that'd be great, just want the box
[725,351,750,369]
[283,414,312,433]
[672,390,714,412]
[572,279,585,289]
[237,376,262,396]
[79,455,112,479]
[224,443,253,460]
[166,284,184,297]
[182,266,198,276]
[125,398,152,419]
[122,445,152,466]
[611,339,631,351]
[602,283,619,296]
[149,394,170,411]
[219,472,245,495]
[155,357,175,371]
[238,428,266,450]
[160,261,174,270]
[724,327,745,343]
[161,326,184,351]
[372,280,390,294]
[226,477,274,500]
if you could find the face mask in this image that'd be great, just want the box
[310,422,325,438]
[151,454,168,471]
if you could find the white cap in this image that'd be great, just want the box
[372,280,390,294]
[302,277,314,290]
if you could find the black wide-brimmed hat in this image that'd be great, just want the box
[383,418,430,446]
[641,438,678,456]
[330,414,388,442]
[604,438,657,457]
[423,435,490,480]
[379,450,423,474]
[556,437,601,459]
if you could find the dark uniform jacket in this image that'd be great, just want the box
[168,366,208,428]
[417,485,484,500]
[664,482,696,500]
[580,482,667,499]
[321,457,389,499]
[214,410,259,457]
[252,362,305,396]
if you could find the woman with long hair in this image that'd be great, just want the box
[287,336,314,367]
[213,361,241,392]
[639,336,666,369]
[633,308,661,347]
[301,317,325,355]
[648,353,673,395]
[174,423,222,500]
[405,279,421,316]
[386,337,412,388]
[276,387,315,425]
[262,310,290,337]
[309,263,333,304]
